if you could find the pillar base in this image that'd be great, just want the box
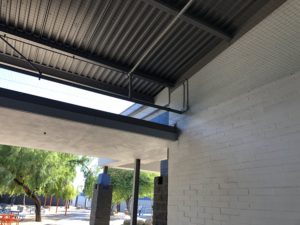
[153,176,168,225]
[90,184,112,225]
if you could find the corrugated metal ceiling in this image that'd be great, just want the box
[0,0,281,103]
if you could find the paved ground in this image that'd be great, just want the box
[20,206,150,225]
[21,207,126,225]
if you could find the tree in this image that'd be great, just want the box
[109,168,157,214]
[0,145,50,221]
[82,172,97,199]
[51,153,78,214]
[61,183,77,215]
[80,157,100,208]
[77,163,157,214]
[0,144,79,222]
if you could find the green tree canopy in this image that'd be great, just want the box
[109,168,158,213]
[62,183,77,201]
[61,183,77,215]
[78,159,158,214]
[0,144,80,222]
[79,157,100,199]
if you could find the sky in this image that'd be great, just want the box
[73,158,100,193]
[0,68,133,114]
[0,68,134,190]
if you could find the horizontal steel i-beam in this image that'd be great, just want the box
[145,0,232,41]
[0,53,154,103]
[0,88,179,141]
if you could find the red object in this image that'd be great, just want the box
[0,214,20,225]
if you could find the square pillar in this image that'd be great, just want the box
[153,160,168,225]
[153,176,168,225]
[90,168,112,225]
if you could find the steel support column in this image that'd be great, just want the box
[131,159,141,225]
[103,166,108,174]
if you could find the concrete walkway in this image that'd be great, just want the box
[21,207,126,225]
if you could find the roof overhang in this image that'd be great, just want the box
[0,88,178,170]
[0,0,286,105]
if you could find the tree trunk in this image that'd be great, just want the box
[13,178,42,222]
[75,196,78,207]
[84,198,87,209]
[110,205,114,215]
[49,195,53,211]
[125,198,131,215]
[56,198,60,213]
[117,203,120,212]
[44,195,47,207]
[64,201,67,216]
[23,194,26,206]
[35,201,42,222]
[11,196,15,205]
[65,200,69,216]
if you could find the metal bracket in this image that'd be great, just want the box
[125,0,193,114]
[183,79,190,111]
[0,34,42,79]
[128,73,133,99]
[126,74,189,114]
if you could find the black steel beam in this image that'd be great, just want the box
[0,88,179,141]
[0,53,186,113]
[145,0,232,41]
[0,35,42,76]
[131,159,141,225]
[0,27,175,87]
[0,53,154,103]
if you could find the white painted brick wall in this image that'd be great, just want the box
[169,70,300,225]
[167,0,300,224]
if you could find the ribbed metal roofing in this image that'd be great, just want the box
[0,0,282,103]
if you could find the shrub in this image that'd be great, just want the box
[123,219,146,225]
[145,218,152,225]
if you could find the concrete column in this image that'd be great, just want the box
[90,168,112,225]
[131,159,140,225]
